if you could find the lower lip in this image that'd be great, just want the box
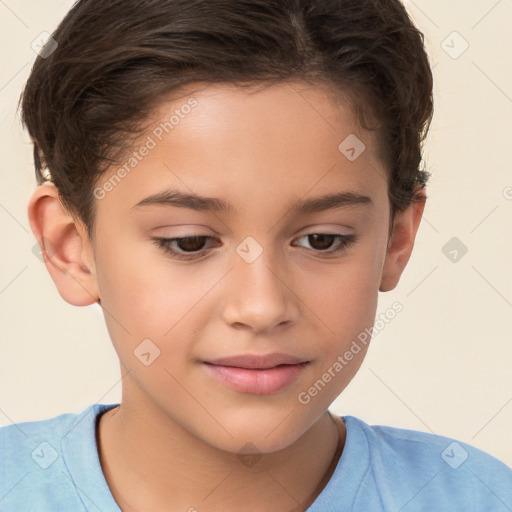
[203,362,309,395]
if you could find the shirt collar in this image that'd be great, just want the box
[61,403,122,512]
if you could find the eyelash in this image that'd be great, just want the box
[152,233,356,261]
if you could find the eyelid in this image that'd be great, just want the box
[292,233,356,253]
[152,231,356,261]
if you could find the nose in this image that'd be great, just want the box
[220,247,300,334]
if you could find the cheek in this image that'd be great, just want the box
[294,259,380,411]
[93,238,182,351]
[94,237,222,361]
[305,255,382,335]
[297,235,387,389]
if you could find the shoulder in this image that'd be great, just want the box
[344,415,512,510]
[1,407,80,477]
[0,403,115,511]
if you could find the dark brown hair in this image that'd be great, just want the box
[19,0,433,241]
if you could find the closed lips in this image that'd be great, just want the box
[202,354,311,395]
[203,353,310,369]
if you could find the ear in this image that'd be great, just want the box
[379,187,427,292]
[27,183,100,306]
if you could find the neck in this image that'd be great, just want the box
[97,392,346,512]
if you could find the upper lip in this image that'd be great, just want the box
[204,353,309,369]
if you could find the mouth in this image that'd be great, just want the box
[202,353,310,395]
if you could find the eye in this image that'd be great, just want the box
[153,233,356,261]
[292,233,356,255]
[152,236,219,260]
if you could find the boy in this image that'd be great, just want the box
[2,0,511,510]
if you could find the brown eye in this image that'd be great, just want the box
[305,234,337,251]
[174,236,208,252]
[152,236,219,260]
[293,233,356,254]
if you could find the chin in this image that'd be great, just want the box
[207,430,300,456]
[190,409,315,456]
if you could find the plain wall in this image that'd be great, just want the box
[1,0,511,467]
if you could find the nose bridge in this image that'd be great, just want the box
[221,238,298,332]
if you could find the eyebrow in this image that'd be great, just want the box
[131,189,372,215]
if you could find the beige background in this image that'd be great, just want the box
[1,0,511,467]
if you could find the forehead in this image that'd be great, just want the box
[95,80,388,217]
[148,80,373,150]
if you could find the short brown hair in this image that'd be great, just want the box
[19,0,433,240]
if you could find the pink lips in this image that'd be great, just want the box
[203,353,310,395]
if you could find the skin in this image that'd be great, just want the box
[27,80,425,511]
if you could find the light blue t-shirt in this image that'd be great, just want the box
[1,403,511,511]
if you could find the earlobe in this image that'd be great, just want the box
[27,183,100,306]
[379,188,427,292]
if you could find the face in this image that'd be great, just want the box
[37,80,414,454]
